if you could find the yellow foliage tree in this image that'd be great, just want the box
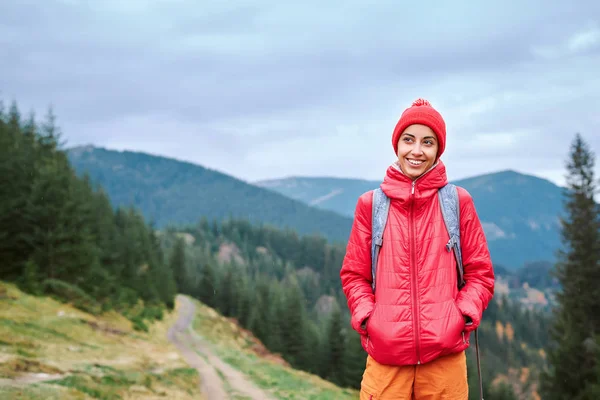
[495,320,504,342]
[505,322,514,342]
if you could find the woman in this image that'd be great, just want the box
[340,99,495,399]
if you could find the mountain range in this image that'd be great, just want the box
[256,172,566,269]
[68,145,567,269]
[67,145,353,243]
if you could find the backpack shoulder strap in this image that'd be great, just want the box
[438,184,465,289]
[440,184,483,398]
[371,188,390,292]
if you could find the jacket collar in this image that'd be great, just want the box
[380,159,448,202]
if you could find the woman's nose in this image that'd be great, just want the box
[411,145,423,155]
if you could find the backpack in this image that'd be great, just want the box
[370,183,484,400]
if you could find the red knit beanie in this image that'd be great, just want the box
[391,98,446,158]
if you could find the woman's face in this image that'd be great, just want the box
[396,124,438,180]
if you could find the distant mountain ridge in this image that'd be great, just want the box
[69,145,566,269]
[67,145,353,243]
[256,176,381,217]
[256,170,567,269]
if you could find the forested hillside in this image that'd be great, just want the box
[67,145,353,243]
[0,100,177,330]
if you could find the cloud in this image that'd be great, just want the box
[533,22,600,59]
[1,0,599,187]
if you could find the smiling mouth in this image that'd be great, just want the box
[406,158,425,166]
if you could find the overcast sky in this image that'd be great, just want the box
[1,0,599,187]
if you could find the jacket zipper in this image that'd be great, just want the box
[403,164,438,364]
[410,180,421,364]
[409,161,438,194]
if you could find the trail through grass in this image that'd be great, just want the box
[0,281,203,400]
[190,299,360,400]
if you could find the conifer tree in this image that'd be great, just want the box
[266,282,286,354]
[280,276,308,367]
[236,273,252,328]
[247,276,271,345]
[343,330,367,389]
[0,101,35,280]
[324,304,347,386]
[217,265,235,316]
[196,262,217,308]
[541,134,600,399]
[170,237,188,294]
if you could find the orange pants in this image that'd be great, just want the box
[360,351,468,400]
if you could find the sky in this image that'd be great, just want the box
[1,0,599,187]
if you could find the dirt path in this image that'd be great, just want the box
[167,295,274,400]
[0,373,67,387]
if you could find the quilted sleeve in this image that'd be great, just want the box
[455,187,495,332]
[340,191,375,336]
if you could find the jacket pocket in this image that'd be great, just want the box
[449,300,467,346]
[365,302,378,336]
[451,300,465,328]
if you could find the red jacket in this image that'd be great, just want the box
[340,161,494,366]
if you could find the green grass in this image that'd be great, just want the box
[49,365,199,400]
[212,366,255,400]
[0,318,98,349]
[0,365,199,400]
[0,281,204,400]
[219,348,357,400]
[190,300,359,400]
[0,384,89,400]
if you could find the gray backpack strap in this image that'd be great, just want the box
[371,188,390,292]
[438,184,465,289]
[440,184,484,400]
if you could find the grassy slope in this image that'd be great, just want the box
[0,281,203,400]
[189,298,360,400]
[0,281,359,400]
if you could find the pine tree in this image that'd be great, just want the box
[324,304,347,386]
[20,258,41,295]
[236,273,252,328]
[196,262,217,308]
[170,237,188,294]
[266,282,286,354]
[343,330,367,389]
[247,276,272,346]
[540,133,600,399]
[30,151,98,285]
[217,264,236,317]
[279,276,308,367]
[0,101,37,280]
